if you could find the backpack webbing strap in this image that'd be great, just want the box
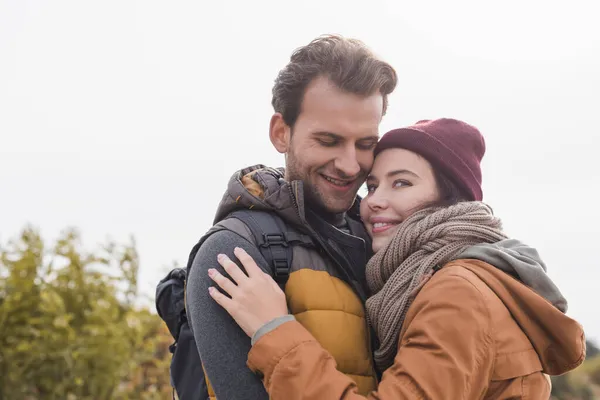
[228,210,312,285]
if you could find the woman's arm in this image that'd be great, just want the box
[210,249,495,400]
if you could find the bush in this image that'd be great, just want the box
[0,227,172,400]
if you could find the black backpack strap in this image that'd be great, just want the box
[228,210,312,285]
[185,224,228,278]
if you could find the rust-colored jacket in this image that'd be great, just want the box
[247,259,586,399]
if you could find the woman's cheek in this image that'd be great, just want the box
[359,199,370,221]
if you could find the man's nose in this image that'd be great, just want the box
[334,146,361,178]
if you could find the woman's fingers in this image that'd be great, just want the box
[210,248,265,299]
[217,253,248,285]
[208,286,236,314]
[233,247,263,278]
[207,246,290,338]
[208,268,239,297]
[207,248,290,338]
[265,272,285,294]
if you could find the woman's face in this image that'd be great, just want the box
[360,148,441,253]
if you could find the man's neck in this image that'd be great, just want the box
[306,201,347,228]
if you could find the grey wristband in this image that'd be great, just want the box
[251,315,296,345]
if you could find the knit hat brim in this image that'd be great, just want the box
[374,126,483,201]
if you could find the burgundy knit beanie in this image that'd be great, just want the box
[374,118,486,201]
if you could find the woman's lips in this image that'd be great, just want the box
[371,221,400,234]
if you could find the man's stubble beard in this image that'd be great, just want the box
[285,147,359,215]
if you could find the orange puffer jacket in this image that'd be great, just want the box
[247,259,586,400]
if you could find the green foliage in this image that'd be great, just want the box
[587,340,600,359]
[551,351,600,399]
[0,226,172,400]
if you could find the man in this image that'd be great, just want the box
[186,35,397,399]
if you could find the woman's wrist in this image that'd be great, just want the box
[251,315,296,345]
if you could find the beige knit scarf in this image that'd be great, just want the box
[365,201,507,370]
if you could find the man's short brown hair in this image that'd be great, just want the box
[272,34,398,127]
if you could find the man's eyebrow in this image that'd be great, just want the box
[313,131,343,140]
[313,132,379,142]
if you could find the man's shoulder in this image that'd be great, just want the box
[190,209,298,274]
[197,210,278,252]
[213,215,257,244]
[212,209,300,245]
[191,228,256,267]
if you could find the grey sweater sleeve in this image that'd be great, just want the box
[186,229,271,400]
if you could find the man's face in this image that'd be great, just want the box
[285,77,383,214]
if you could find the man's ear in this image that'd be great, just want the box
[269,113,290,154]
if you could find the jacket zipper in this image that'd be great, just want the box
[289,181,377,381]
[288,182,368,303]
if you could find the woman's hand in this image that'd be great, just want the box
[208,247,288,338]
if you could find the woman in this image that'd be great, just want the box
[207,118,585,399]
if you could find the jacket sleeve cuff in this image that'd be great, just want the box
[247,320,317,382]
[251,314,296,345]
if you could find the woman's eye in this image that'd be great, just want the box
[366,184,377,194]
[393,180,411,188]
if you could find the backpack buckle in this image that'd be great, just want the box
[262,233,288,247]
[169,341,177,354]
[273,259,289,282]
[273,259,289,276]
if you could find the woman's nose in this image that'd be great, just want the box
[367,188,388,210]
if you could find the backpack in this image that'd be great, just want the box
[155,210,313,399]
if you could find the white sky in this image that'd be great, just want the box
[1,0,598,342]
